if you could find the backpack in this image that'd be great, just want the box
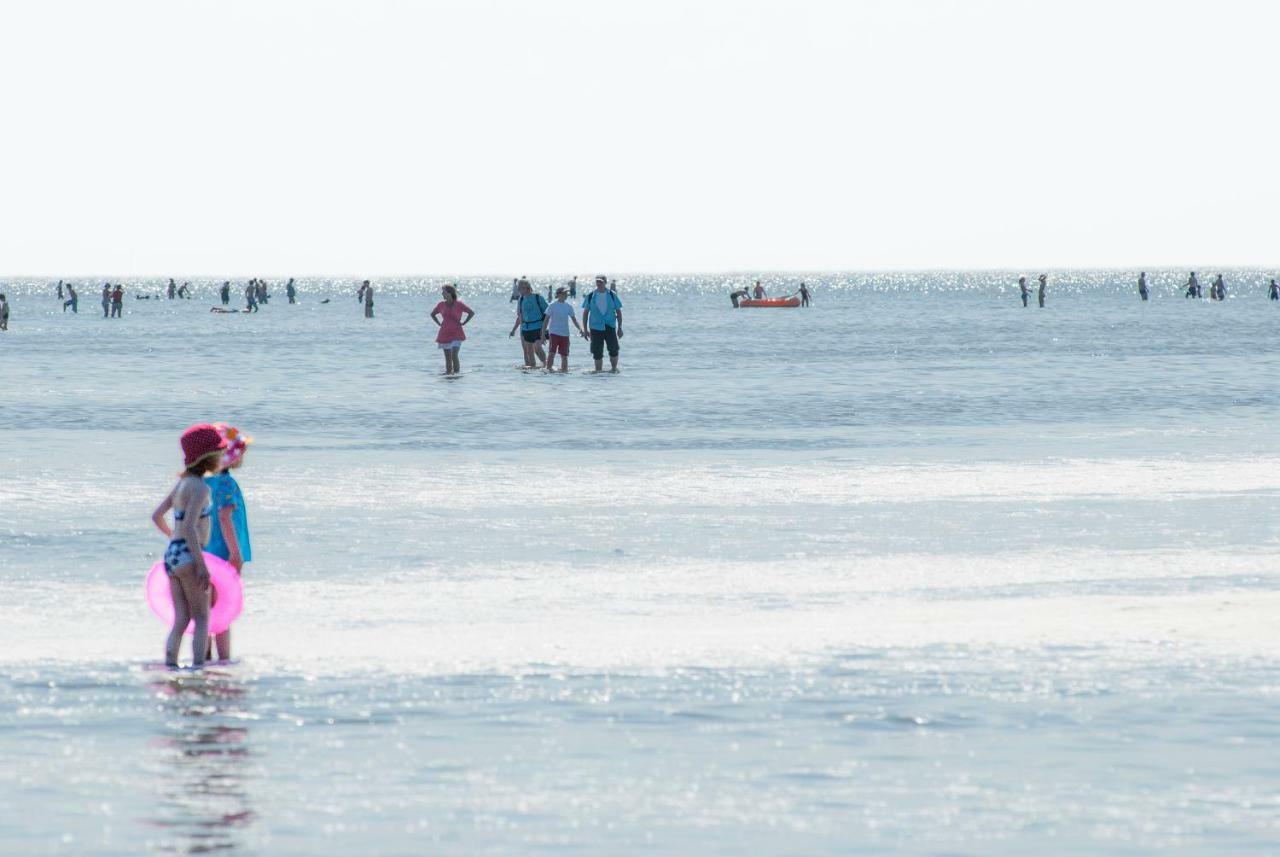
[521,294,547,328]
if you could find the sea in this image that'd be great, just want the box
[1,270,1277,855]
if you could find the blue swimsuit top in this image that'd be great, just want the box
[174,504,213,522]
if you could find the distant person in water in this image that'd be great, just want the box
[101,284,112,317]
[63,283,78,313]
[543,287,586,373]
[1018,276,1029,307]
[1270,278,1279,301]
[286,278,297,304]
[57,280,64,300]
[610,279,618,294]
[431,284,474,375]
[151,424,226,669]
[244,282,258,313]
[510,278,520,302]
[568,276,578,297]
[1037,274,1047,308]
[220,281,231,305]
[177,282,190,299]
[0,293,9,331]
[167,279,177,300]
[799,282,811,307]
[111,284,123,317]
[1185,271,1200,298]
[362,280,374,318]
[1211,274,1225,301]
[1138,272,1149,301]
[729,286,750,307]
[752,280,766,299]
[582,275,623,372]
[510,280,548,368]
[256,281,268,305]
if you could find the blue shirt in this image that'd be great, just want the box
[204,472,252,563]
[518,294,548,331]
[582,290,622,331]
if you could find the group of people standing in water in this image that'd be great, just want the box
[1018,271,1280,305]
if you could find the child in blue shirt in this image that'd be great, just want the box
[205,423,253,661]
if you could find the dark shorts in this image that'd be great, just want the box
[522,328,544,343]
[590,326,619,359]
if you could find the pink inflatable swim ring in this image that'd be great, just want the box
[145,552,243,636]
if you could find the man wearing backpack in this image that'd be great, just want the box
[581,275,623,373]
[509,278,548,369]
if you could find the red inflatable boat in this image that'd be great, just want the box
[739,297,801,308]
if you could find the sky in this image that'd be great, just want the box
[3,0,1278,275]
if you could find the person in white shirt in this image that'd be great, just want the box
[542,287,586,372]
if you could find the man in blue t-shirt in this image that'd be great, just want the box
[581,275,623,372]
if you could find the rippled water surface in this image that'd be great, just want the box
[1,271,1278,855]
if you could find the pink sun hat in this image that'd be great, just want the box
[180,424,228,468]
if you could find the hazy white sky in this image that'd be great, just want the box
[3,0,1277,275]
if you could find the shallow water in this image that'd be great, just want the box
[1,271,1278,854]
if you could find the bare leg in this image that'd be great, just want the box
[214,629,231,662]
[609,352,619,372]
[533,341,547,367]
[176,567,210,668]
[165,574,191,667]
[442,349,451,374]
[520,339,533,368]
[560,353,568,373]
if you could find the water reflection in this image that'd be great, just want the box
[147,670,256,854]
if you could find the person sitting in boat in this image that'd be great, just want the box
[729,287,750,308]
[752,280,766,300]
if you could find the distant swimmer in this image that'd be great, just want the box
[1270,278,1279,301]
[1018,276,1029,307]
[362,280,374,318]
[101,284,112,318]
[286,278,297,304]
[1138,272,1149,301]
[729,287,749,308]
[752,280,766,300]
[0,293,9,331]
[111,284,123,318]
[799,282,811,307]
[219,281,231,306]
[167,278,177,300]
[431,284,474,376]
[1184,271,1200,299]
[510,279,548,369]
[1037,274,1047,308]
[244,282,259,313]
[63,283,78,313]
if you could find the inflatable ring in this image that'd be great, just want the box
[145,552,243,636]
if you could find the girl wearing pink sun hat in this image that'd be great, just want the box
[150,424,227,668]
[203,423,254,662]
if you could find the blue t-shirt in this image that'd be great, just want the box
[581,290,622,331]
[544,301,575,336]
[518,294,548,331]
[204,472,252,563]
